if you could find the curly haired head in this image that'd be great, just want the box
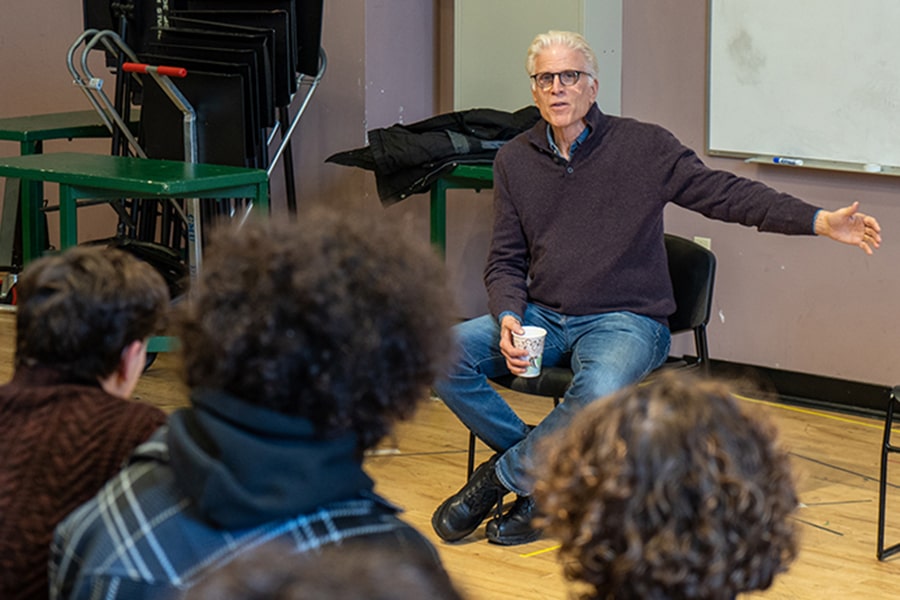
[15,245,168,381]
[178,209,456,450]
[534,372,798,600]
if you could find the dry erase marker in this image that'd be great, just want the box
[773,157,804,166]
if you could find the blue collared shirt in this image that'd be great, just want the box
[546,123,591,159]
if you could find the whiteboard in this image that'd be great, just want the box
[707,0,900,168]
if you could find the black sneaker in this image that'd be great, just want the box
[485,495,542,546]
[431,454,509,542]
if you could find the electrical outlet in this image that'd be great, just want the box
[693,236,712,250]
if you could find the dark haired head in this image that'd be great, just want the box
[534,372,798,600]
[186,542,464,600]
[178,209,456,450]
[15,245,169,381]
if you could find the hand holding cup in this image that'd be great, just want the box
[511,326,547,378]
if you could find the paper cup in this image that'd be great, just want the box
[512,326,547,378]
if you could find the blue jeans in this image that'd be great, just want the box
[434,304,670,496]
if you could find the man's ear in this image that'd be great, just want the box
[100,340,147,399]
[121,339,148,378]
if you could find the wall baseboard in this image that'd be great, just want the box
[703,358,891,418]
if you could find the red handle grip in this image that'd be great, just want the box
[122,62,188,78]
[154,65,188,78]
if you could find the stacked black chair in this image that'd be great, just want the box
[79,0,324,257]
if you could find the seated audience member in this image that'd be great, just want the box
[533,372,799,600]
[50,209,456,599]
[0,246,169,600]
[184,541,464,600]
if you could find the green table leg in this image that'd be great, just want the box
[256,181,270,213]
[430,179,448,257]
[147,336,179,353]
[58,184,79,249]
[19,140,44,263]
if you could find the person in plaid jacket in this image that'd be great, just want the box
[50,210,457,599]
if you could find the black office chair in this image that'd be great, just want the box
[468,233,717,477]
[877,386,900,560]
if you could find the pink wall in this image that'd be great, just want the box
[2,1,896,385]
[0,1,121,242]
[623,0,899,385]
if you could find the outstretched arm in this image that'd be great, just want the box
[814,201,882,255]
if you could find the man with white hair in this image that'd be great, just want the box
[432,29,881,547]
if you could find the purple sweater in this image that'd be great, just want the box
[485,104,821,324]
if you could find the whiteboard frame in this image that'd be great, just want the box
[706,0,900,173]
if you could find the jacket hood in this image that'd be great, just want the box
[167,388,374,529]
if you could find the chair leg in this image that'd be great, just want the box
[878,388,900,560]
[467,431,476,480]
[465,394,560,480]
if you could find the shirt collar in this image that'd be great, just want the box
[546,122,592,158]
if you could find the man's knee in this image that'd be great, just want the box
[566,367,637,408]
[451,316,502,368]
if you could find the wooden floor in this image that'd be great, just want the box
[2,307,900,598]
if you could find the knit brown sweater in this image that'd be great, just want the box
[0,365,167,599]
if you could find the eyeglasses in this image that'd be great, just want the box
[530,70,590,91]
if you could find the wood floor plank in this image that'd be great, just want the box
[2,310,899,598]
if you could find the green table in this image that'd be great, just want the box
[0,151,269,354]
[0,151,268,264]
[428,163,493,255]
[0,110,124,149]
[0,110,138,267]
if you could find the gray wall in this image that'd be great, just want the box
[453,0,583,112]
[453,0,622,116]
[1,0,897,386]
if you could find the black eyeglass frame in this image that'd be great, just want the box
[529,70,591,90]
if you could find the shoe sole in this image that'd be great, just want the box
[485,528,543,546]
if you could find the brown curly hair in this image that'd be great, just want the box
[16,245,168,380]
[534,372,798,600]
[177,208,456,451]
